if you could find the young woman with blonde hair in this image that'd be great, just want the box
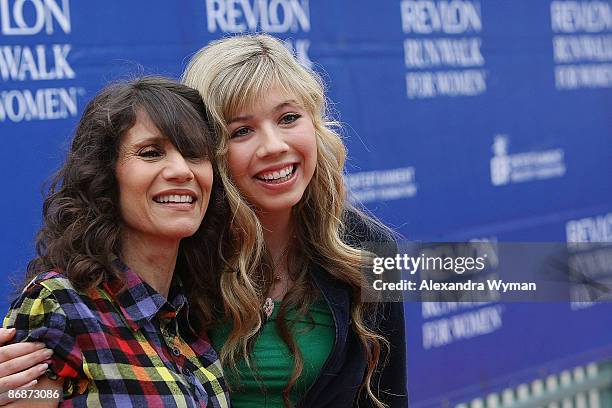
[181,34,407,408]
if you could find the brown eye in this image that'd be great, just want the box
[138,147,163,158]
[280,113,301,124]
[231,127,252,139]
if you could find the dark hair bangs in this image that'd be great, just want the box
[133,82,213,161]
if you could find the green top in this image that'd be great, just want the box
[209,299,335,407]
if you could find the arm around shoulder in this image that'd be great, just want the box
[3,276,83,393]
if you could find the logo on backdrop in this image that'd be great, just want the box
[0,0,84,123]
[399,0,487,99]
[204,0,312,67]
[565,212,612,310]
[489,134,566,186]
[345,167,417,203]
[551,1,612,90]
[566,213,612,245]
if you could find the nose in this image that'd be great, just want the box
[163,150,194,182]
[256,124,289,158]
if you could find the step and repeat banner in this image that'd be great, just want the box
[1,0,611,406]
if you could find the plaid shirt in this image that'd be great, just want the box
[3,261,229,408]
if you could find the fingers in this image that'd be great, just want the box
[0,343,46,365]
[0,331,57,407]
[0,362,48,395]
[0,330,15,347]
[0,348,53,379]
[0,340,53,396]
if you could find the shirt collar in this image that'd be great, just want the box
[103,258,189,331]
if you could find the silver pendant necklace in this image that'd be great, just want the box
[263,274,282,319]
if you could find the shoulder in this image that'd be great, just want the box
[8,271,68,308]
[29,271,76,292]
[4,272,77,353]
[20,271,82,306]
[5,272,68,318]
[4,271,90,331]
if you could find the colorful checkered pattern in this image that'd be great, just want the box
[3,261,229,408]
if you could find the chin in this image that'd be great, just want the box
[162,225,201,240]
[259,201,301,214]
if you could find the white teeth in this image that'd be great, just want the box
[154,194,194,204]
[257,165,294,182]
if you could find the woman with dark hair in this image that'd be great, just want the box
[1,77,229,407]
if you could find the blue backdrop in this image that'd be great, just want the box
[1,0,611,406]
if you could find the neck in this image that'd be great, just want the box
[257,209,293,267]
[120,230,179,298]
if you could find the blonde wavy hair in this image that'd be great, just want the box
[182,34,388,407]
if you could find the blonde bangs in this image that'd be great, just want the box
[220,58,274,122]
[220,60,319,130]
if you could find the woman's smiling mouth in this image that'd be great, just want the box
[152,190,198,208]
[255,164,297,184]
[153,194,195,204]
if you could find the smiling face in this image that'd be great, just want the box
[225,87,317,215]
[115,111,213,244]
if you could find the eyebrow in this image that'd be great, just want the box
[130,135,168,147]
[119,136,165,155]
[227,100,301,125]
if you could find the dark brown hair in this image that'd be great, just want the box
[26,76,225,326]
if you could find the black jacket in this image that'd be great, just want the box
[297,211,408,407]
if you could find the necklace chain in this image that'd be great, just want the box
[263,243,291,319]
